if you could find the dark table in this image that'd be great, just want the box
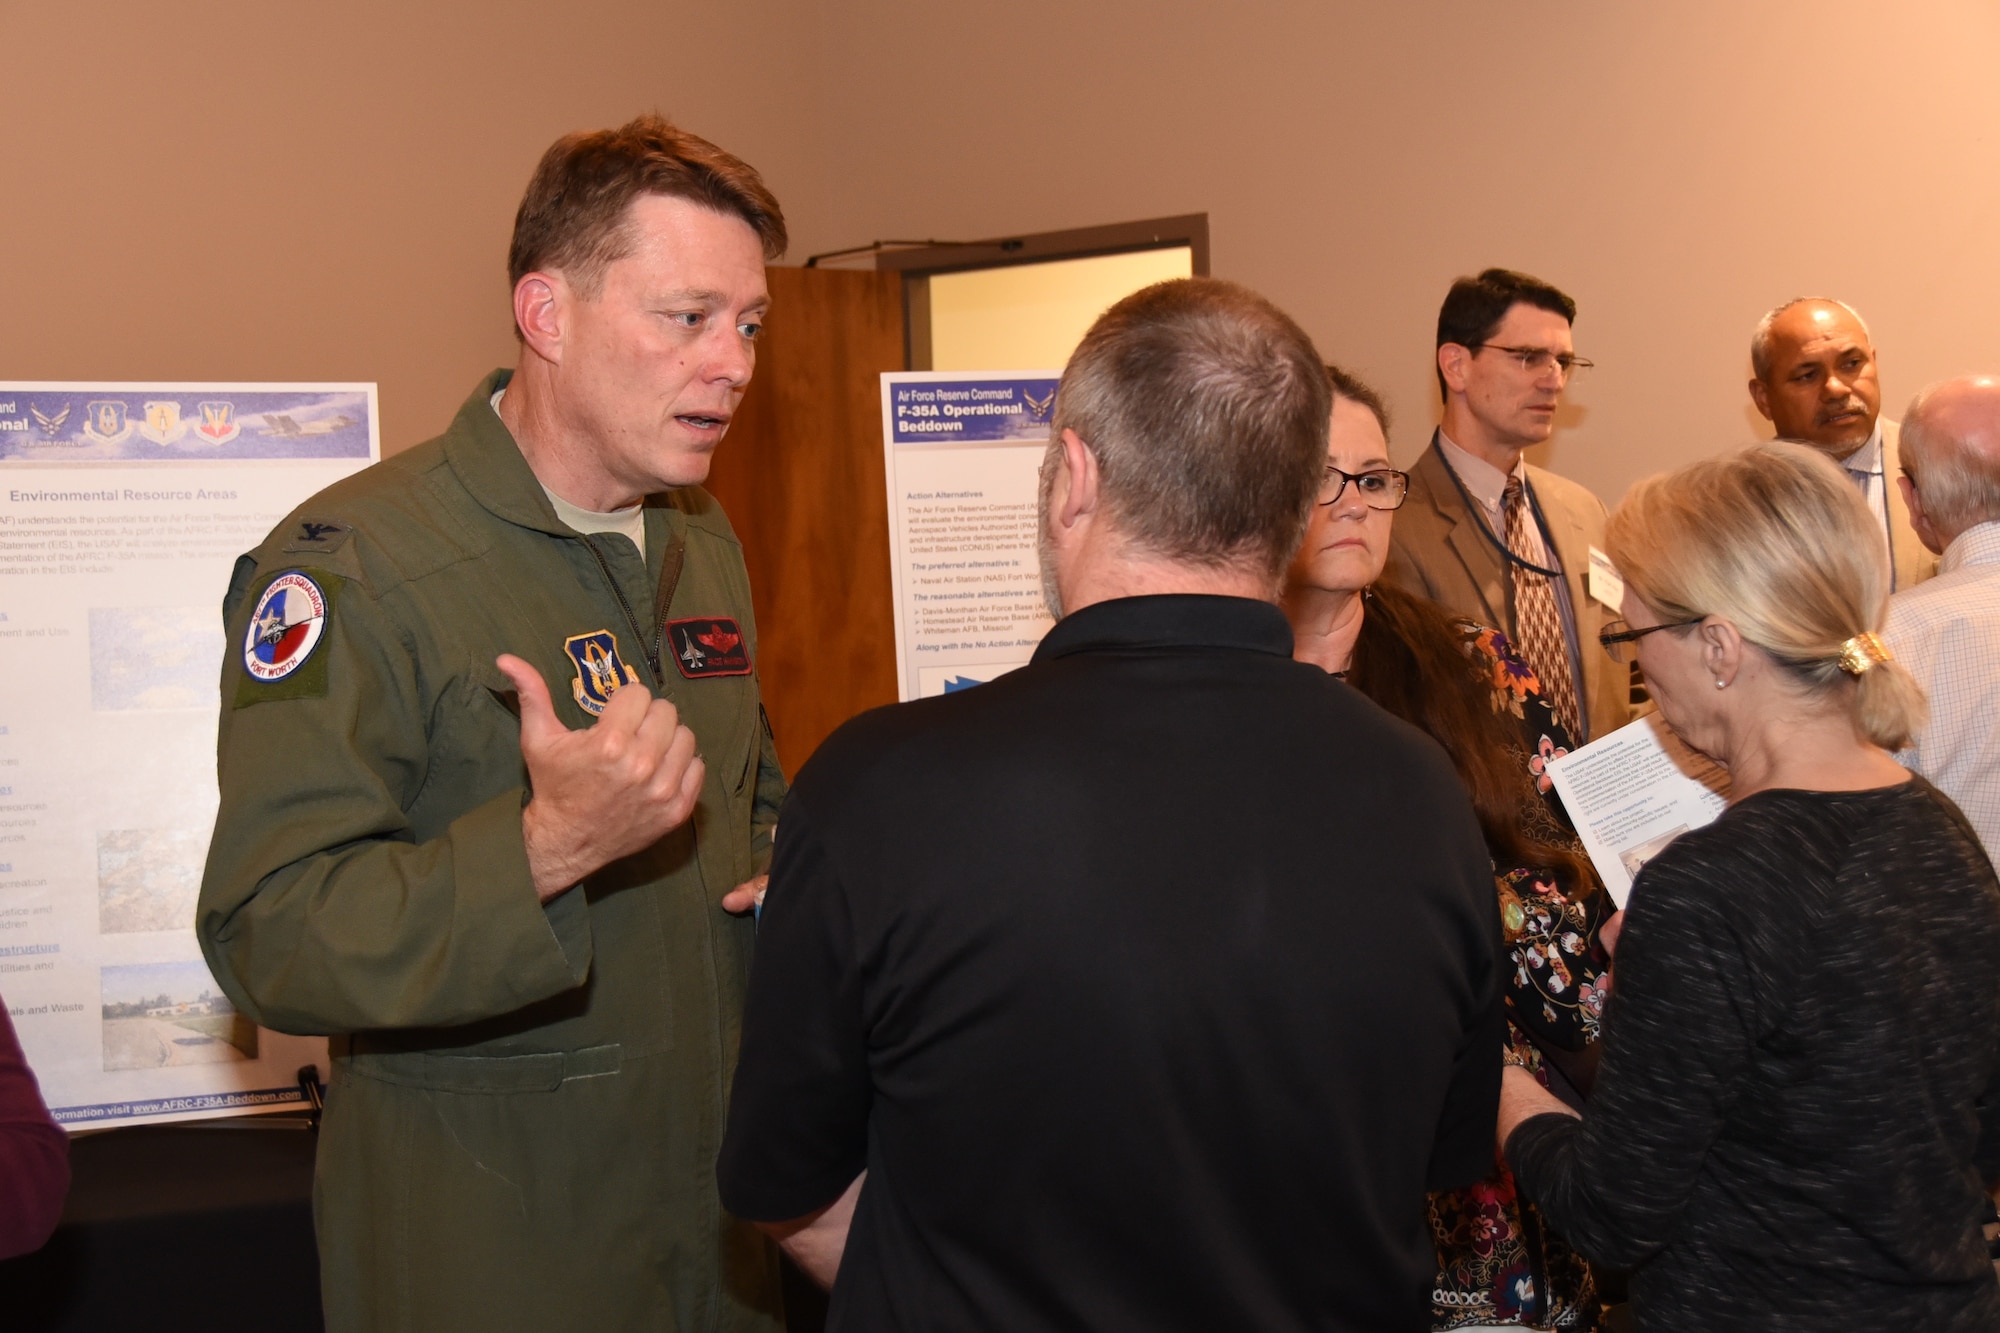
[0,1119,322,1332]
[0,1117,831,1332]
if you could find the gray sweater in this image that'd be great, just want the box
[1508,778,2000,1332]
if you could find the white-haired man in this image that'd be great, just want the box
[1886,376,2000,863]
[1749,297,1935,590]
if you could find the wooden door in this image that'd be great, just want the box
[705,266,905,778]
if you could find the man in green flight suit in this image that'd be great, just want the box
[197,116,791,1332]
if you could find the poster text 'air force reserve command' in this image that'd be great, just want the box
[881,372,1061,701]
[0,384,377,1129]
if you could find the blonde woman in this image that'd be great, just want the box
[1497,441,2000,1330]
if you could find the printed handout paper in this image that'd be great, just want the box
[1544,712,1731,909]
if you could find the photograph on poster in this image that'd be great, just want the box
[88,606,221,712]
[99,959,256,1072]
[96,826,207,935]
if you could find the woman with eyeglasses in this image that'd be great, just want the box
[1498,441,2000,1331]
[1284,365,1613,1332]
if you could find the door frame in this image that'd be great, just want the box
[875,214,1209,370]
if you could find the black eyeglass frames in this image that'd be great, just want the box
[1318,466,1410,510]
[1598,616,1701,664]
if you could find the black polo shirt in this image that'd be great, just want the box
[719,594,1501,1332]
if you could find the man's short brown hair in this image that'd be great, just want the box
[1050,278,1330,580]
[507,114,787,304]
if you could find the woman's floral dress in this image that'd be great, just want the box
[1428,627,1613,1332]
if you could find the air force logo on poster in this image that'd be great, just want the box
[0,385,372,461]
[196,401,241,444]
[84,400,132,445]
[140,401,188,445]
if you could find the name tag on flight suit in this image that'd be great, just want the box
[667,618,752,678]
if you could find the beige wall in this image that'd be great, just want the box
[8,1,2000,505]
[778,0,2000,504]
[0,0,820,450]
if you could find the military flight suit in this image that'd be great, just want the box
[196,372,787,1333]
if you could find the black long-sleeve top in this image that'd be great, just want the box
[1507,778,2000,1331]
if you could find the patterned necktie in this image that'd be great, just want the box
[1503,476,1581,740]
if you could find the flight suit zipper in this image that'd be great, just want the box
[580,530,687,686]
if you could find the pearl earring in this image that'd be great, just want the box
[1714,679,1727,689]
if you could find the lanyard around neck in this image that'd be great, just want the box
[1433,437,1564,579]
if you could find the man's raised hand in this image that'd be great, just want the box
[497,653,706,903]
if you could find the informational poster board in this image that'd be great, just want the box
[0,383,376,1127]
[880,371,1060,701]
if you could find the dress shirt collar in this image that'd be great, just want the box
[1435,428,1521,517]
[1844,421,1885,477]
[1941,520,2000,576]
[1032,594,1294,664]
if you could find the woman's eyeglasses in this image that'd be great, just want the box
[1598,616,1700,664]
[1319,467,1410,510]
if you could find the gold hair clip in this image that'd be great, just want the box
[1838,630,1892,677]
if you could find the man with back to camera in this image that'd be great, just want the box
[1749,296,1935,590]
[195,117,790,1332]
[1385,268,1632,746]
[1885,375,2000,864]
[715,278,1505,1331]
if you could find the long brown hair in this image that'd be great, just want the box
[1347,579,1595,889]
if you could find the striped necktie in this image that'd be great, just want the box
[1504,475,1580,740]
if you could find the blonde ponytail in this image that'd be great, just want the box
[1607,441,1927,751]
[1852,656,1927,751]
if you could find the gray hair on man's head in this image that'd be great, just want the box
[1047,277,1331,583]
[1900,376,2000,542]
[1749,297,1873,381]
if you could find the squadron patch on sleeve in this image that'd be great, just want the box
[244,573,328,680]
[565,630,639,716]
[667,617,753,678]
[233,570,341,708]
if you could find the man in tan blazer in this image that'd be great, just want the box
[1749,297,1936,592]
[1385,269,1633,745]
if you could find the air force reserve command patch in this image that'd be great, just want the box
[668,617,753,678]
[244,573,329,680]
[565,630,640,716]
[233,570,341,708]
